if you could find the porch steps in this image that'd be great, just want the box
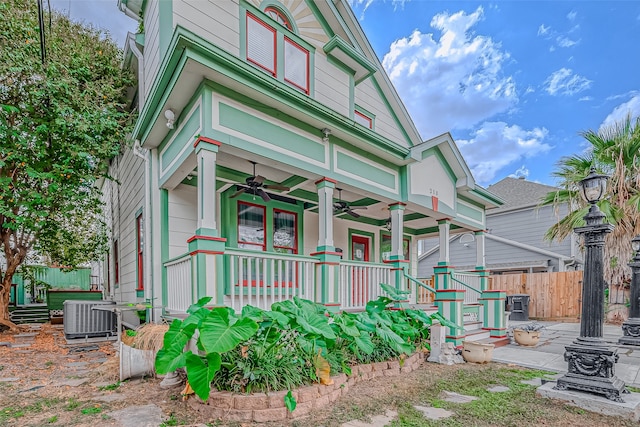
[9,305,49,324]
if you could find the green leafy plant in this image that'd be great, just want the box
[155,291,451,403]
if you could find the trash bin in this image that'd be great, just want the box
[507,294,530,321]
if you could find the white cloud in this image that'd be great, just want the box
[457,122,551,184]
[537,24,550,36]
[579,96,593,102]
[382,7,517,138]
[600,95,640,128]
[524,86,535,95]
[509,165,530,179]
[556,36,579,48]
[567,10,577,21]
[348,0,407,19]
[543,68,592,96]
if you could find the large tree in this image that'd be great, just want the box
[541,115,640,287]
[0,0,133,329]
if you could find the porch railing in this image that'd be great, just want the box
[225,249,317,311]
[339,261,395,311]
[409,275,436,305]
[451,272,482,304]
[164,255,193,313]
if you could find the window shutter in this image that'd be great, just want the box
[284,38,308,92]
[247,14,276,75]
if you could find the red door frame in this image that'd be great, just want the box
[351,235,370,305]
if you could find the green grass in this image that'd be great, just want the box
[0,397,62,423]
[97,382,121,391]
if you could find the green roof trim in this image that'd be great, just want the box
[323,35,377,84]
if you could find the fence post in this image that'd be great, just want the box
[479,289,507,338]
[435,289,465,346]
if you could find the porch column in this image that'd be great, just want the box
[387,203,409,306]
[194,137,220,235]
[435,289,465,346]
[312,178,341,311]
[479,290,507,338]
[188,137,225,306]
[475,230,489,291]
[434,219,453,290]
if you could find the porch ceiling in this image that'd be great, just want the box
[190,150,443,235]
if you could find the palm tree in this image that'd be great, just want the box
[541,114,640,287]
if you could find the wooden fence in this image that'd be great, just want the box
[490,271,583,320]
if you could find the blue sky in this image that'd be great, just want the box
[50,0,640,187]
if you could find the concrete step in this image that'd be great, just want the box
[475,335,511,348]
[464,328,491,342]
[464,320,482,332]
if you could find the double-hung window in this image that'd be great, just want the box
[245,9,311,94]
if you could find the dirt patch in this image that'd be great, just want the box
[0,324,637,427]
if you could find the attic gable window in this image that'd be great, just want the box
[354,107,375,130]
[244,10,310,95]
[265,6,292,30]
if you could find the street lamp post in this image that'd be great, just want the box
[619,235,640,345]
[554,167,627,402]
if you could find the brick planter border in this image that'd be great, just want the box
[188,352,426,423]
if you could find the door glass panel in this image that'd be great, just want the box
[238,203,265,251]
[273,210,296,254]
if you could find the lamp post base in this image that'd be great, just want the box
[554,340,628,402]
[619,318,640,346]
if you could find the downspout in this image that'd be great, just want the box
[133,140,153,321]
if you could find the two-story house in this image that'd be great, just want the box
[102,0,502,325]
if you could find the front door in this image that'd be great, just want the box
[351,235,370,306]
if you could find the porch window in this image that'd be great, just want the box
[245,10,310,94]
[381,233,410,261]
[136,214,144,290]
[238,202,266,251]
[273,209,297,254]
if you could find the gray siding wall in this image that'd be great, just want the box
[487,204,572,257]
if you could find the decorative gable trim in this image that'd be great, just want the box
[323,35,376,84]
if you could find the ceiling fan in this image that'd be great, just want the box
[333,188,367,218]
[230,161,290,202]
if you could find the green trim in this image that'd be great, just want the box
[379,232,411,263]
[160,189,169,310]
[369,77,413,148]
[347,228,375,261]
[241,3,316,97]
[158,0,173,60]
[458,194,485,210]
[323,35,376,84]
[136,289,145,298]
[133,26,410,161]
[469,186,504,206]
[354,104,376,130]
[280,174,307,188]
[258,0,299,34]
[456,200,483,222]
[221,186,305,252]
[219,102,325,162]
[303,0,334,40]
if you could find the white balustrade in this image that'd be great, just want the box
[339,261,396,310]
[451,272,482,304]
[225,249,317,311]
[164,255,193,313]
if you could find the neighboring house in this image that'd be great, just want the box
[418,176,583,278]
[101,0,502,323]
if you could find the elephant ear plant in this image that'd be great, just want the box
[154,289,460,406]
[155,297,259,401]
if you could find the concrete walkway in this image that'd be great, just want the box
[493,320,640,387]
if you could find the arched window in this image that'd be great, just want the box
[264,6,292,30]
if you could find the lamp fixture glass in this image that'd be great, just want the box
[632,235,640,253]
[385,217,392,231]
[579,166,608,204]
[164,109,175,129]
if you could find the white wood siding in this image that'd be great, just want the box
[168,184,197,258]
[173,0,240,56]
[354,78,407,146]
[314,53,350,117]
[143,0,161,105]
[104,147,145,303]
